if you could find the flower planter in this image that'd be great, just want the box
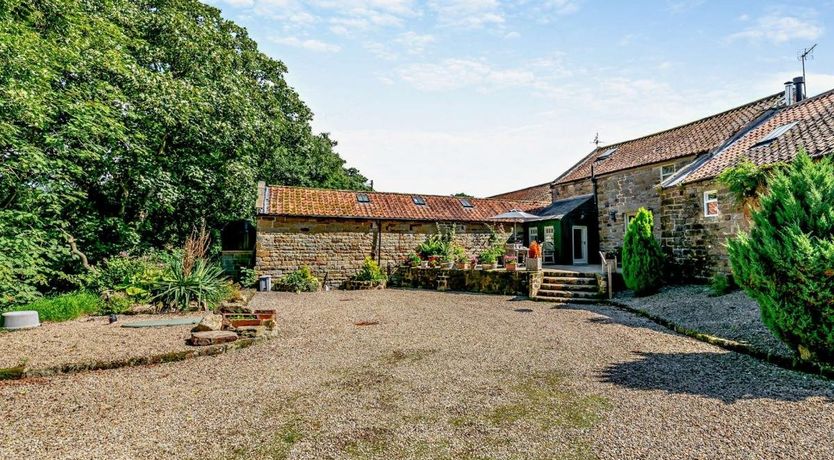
[454,262,469,270]
[443,262,454,269]
[505,263,518,272]
[344,280,387,290]
[420,261,429,268]
[526,257,542,271]
[481,263,497,270]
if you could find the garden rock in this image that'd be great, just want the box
[189,331,238,346]
[234,326,269,339]
[192,314,224,332]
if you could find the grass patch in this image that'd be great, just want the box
[484,371,611,430]
[0,360,27,380]
[6,292,102,322]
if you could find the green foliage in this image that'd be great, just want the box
[406,252,421,266]
[0,0,367,307]
[451,244,467,263]
[100,291,133,315]
[728,151,834,363]
[718,159,784,207]
[622,208,663,296]
[276,267,320,293]
[153,257,228,311]
[354,257,387,282]
[709,273,735,297]
[239,267,258,288]
[478,245,504,264]
[92,253,164,302]
[7,292,102,322]
[417,234,447,259]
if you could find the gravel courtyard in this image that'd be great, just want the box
[2,289,834,459]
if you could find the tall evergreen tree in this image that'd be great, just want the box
[622,208,664,296]
[728,151,834,363]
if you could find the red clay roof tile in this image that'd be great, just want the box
[262,186,547,222]
[554,94,782,184]
[488,182,552,202]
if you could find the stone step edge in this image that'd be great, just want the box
[540,283,599,291]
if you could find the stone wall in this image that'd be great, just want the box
[391,267,535,296]
[552,179,593,201]
[256,216,510,287]
[659,180,747,282]
[595,156,696,256]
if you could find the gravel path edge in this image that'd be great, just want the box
[607,299,834,380]
[0,336,263,381]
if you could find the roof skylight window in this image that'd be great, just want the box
[412,195,426,205]
[459,198,474,208]
[357,193,370,203]
[597,147,617,160]
[754,122,797,147]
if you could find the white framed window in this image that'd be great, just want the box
[704,191,719,217]
[660,164,677,182]
[528,227,538,244]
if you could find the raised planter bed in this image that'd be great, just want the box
[343,280,386,290]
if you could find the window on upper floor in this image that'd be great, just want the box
[704,191,719,217]
[660,164,677,182]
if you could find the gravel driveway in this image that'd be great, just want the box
[2,289,833,459]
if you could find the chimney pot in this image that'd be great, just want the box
[792,76,805,102]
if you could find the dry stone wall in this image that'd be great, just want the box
[256,217,510,287]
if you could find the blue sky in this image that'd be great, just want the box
[206,0,833,197]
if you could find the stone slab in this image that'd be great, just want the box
[189,330,238,346]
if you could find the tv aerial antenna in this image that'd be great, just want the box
[592,132,603,148]
[798,43,817,93]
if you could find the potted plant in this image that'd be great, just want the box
[441,253,454,270]
[526,241,543,271]
[478,249,498,270]
[428,255,441,268]
[407,252,422,268]
[505,256,518,272]
[450,244,468,269]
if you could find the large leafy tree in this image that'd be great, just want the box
[728,151,834,363]
[0,0,367,306]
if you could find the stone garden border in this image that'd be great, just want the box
[607,299,834,380]
[0,337,265,381]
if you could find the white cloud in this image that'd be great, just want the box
[428,0,505,28]
[364,41,399,60]
[728,12,823,44]
[271,36,342,52]
[397,59,539,91]
[395,31,435,54]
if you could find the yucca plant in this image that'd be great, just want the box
[153,257,228,311]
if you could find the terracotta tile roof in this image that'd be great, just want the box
[488,182,552,202]
[262,186,548,222]
[677,89,834,184]
[554,94,782,184]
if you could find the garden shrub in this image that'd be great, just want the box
[728,151,834,363]
[276,267,320,293]
[353,257,387,282]
[153,257,229,311]
[92,253,165,303]
[238,267,258,288]
[100,291,133,315]
[709,273,735,297]
[622,208,664,296]
[8,292,102,322]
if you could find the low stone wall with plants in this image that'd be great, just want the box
[390,267,536,296]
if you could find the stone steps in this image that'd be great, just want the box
[540,283,598,292]
[535,270,602,304]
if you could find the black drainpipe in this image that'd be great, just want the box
[376,220,383,265]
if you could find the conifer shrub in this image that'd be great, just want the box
[728,151,834,363]
[622,208,664,296]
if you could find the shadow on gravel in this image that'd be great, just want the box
[598,351,834,403]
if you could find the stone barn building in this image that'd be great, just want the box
[494,80,834,282]
[254,185,544,287]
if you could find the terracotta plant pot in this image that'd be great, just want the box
[505,263,518,272]
[454,262,468,270]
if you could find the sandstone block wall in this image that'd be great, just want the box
[256,217,510,286]
[595,156,696,256]
[660,181,747,281]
